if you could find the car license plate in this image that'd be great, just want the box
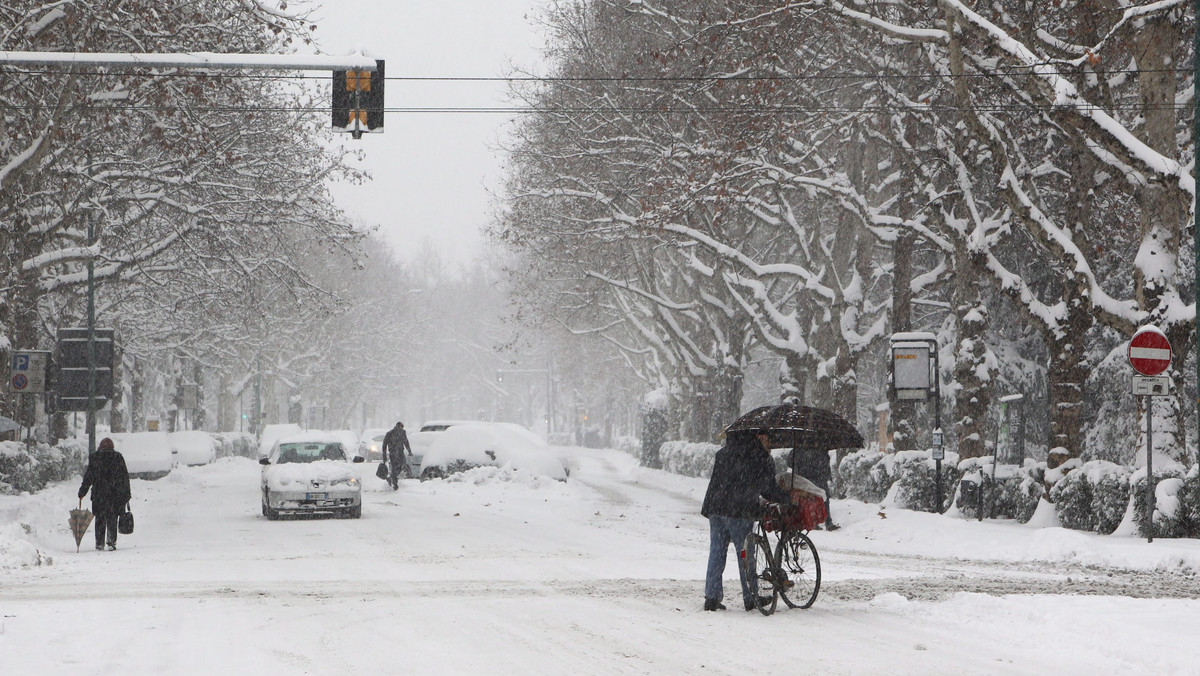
[306,492,328,500]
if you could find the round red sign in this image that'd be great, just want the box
[1128,328,1171,376]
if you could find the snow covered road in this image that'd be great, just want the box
[4,447,1200,674]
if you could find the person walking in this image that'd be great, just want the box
[78,437,131,551]
[701,430,791,611]
[382,421,413,489]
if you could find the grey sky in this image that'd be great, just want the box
[309,0,545,267]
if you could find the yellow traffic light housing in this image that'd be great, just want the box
[332,60,384,138]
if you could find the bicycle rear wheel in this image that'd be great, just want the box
[777,530,821,609]
[743,533,778,616]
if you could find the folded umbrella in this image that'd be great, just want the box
[69,499,94,553]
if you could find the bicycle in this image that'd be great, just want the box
[739,500,823,615]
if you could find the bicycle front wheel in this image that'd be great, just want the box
[777,530,821,609]
[744,533,778,616]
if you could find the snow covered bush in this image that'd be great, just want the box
[612,436,640,456]
[839,449,890,503]
[0,440,87,495]
[1131,466,1198,539]
[657,440,719,478]
[212,432,257,459]
[1047,460,1131,535]
[890,451,960,513]
[1049,460,1095,532]
[955,459,1044,523]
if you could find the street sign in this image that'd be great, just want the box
[1128,326,1171,376]
[10,350,50,393]
[1132,375,1172,396]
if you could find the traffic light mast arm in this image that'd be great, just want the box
[0,51,377,71]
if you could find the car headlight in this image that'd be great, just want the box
[331,477,359,487]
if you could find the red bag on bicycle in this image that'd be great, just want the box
[797,494,827,531]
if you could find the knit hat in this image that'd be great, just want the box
[98,437,114,451]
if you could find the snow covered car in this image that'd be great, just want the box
[259,433,365,519]
[168,430,216,466]
[419,422,567,481]
[107,432,174,480]
[358,427,390,463]
[408,419,486,471]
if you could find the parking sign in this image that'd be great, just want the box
[10,350,50,394]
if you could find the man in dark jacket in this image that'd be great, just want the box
[382,421,413,489]
[78,437,132,551]
[701,430,790,611]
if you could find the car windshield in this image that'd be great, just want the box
[276,442,345,463]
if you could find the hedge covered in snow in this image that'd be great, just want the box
[211,432,258,459]
[632,437,1199,538]
[836,449,961,513]
[0,440,87,495]
[955,456,1045,523]
[656,440,720,479]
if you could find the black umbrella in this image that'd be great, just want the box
[725,404,864,452]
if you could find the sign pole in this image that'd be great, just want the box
[86,201,97,456]
[1146,396,1154,543]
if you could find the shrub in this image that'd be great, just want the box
[956,458,1044,522]
[1050,460,1131,534]
[657,440,719,478]
[891,451,960,513]
[839,449,890,503]
[0,440,87,494]
[212,432,257,459]
[1050,464,1096,532]
[1129,466,1188,538]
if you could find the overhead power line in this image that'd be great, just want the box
[6,103,1189,115]
[0,66,1189,82]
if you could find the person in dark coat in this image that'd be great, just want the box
[789,444,838,530]
[381,421,413,489]
[701,430,791,611]
[78,437,131,551]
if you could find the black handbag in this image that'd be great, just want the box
[376,462,389,480]
[118,503,134,535]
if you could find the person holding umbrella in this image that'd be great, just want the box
[78,437,131,551]
[701,429,790,611]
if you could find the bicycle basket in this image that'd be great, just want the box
[763,497,826,532]
[762,505,799,532]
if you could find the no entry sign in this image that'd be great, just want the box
[1128,326,1172,376]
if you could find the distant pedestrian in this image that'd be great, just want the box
[701,430,791,611]
[382,421,413,489]
[78,437,131,551]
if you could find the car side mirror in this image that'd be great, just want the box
[352,456,365,464]
[259,457,270,466]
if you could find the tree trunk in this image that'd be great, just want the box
[129,358,145,432]
[1131,13,1188,464]
[953,253,991,459]
[889,230,919,451]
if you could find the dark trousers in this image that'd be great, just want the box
[94,508,118,548]
[387,453,409,488]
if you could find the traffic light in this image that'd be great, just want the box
[332,59,384,137]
